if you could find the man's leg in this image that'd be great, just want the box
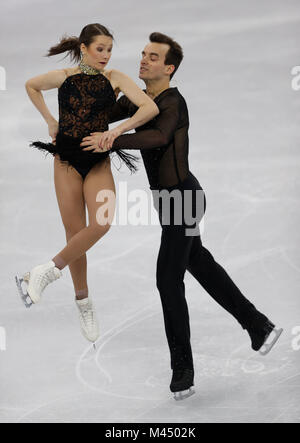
[187,234,262,330]
[186,234,283,353]
[156,224,195,370]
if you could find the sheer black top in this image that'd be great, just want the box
[109,87,190,189]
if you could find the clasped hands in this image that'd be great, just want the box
[79,128,121,153]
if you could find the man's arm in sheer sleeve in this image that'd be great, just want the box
[108,94,134,123]
[111,94,180,151]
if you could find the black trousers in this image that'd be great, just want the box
[152,172,260,370]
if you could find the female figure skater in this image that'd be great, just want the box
[15,23,159,346]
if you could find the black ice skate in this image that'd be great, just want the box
[247,316,283,356]
[170,368,195,401]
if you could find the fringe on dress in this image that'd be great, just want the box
[29,131,139,174]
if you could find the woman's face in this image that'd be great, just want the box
[81,35,113,70]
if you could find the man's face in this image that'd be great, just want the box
[139,42,174,81]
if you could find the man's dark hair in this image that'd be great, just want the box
[149,32,183,80]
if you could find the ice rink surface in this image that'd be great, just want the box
[0,0,300,423]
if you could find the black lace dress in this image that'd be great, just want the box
[29,72,138,178]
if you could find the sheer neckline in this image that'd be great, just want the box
[58,71,113,94]
[143,87,177,101]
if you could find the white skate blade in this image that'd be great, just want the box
[174,387,195,401]
[259,327,283,356]
[15,275,33,308]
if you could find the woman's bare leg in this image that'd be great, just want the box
[53,155,88,299]
[52,158,116,271]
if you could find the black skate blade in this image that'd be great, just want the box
[174,387,195,401]
[259,327,283,356]
[15,275,33,308]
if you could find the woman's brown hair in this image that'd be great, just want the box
[45,23,114,63]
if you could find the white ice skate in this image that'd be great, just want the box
[15,260,62,308]
[174,387,195,401]
[75,297,99,347]
[259,326,283,356]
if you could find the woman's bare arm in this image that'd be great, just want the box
[109,69,159,134]
[83,69,160,151]
[25,69,68,143]
[25,69,67,124]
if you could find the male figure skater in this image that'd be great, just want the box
[81,32,283,400]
